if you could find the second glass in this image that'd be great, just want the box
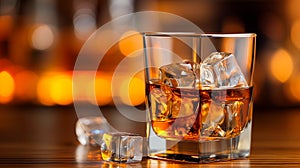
[143,32,256,163]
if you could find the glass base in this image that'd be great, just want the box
[147,122,252,163]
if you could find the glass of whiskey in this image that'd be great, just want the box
[143,32,256,163]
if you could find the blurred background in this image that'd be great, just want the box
[0,0,300,109]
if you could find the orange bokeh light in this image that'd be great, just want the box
[118,30,143,57]
[37,74,55,106]
[73,71,113,105]
[37,72,73,106]
[119,76,145,106]
[50,74,73,106]
[285,76,300,102]
[270,49,293,83]
[0,71,15,103]
[286,0,300,20]
[291,20,300,50]
[95,75,112,106]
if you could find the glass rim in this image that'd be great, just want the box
[143,32,256,38]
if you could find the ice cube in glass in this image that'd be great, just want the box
[159,60,199,88]
[203,52,248,88]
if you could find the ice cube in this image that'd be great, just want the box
[201,100,225,137]
[159,60,200,88]
[201,94,248,138]
[149,87,169,119]
[76,116,114,146]
[223,100,245,136]
[199,63,215,89]
[203,52,248,88]
[100,132,143,163]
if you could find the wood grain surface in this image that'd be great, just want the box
[0,106,300,167]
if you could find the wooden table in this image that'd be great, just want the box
[0,105,300,167]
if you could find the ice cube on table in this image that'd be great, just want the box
[100,132,143,163]
[202,52,248,88]
[159,60,200,88]
[76,116,113,146]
